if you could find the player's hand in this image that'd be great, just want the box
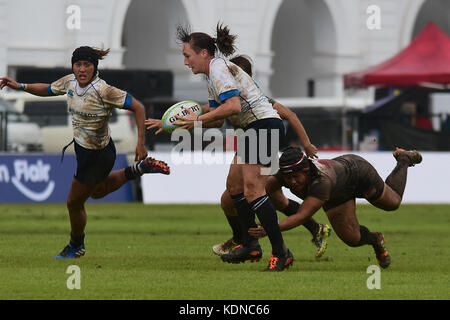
[248,226,267,239]
[135,144,147,162]
[145,118,164,135]
[304,144,318,158]
[175,107,198,123]
[0,77,20,90]
[173,121,194,131]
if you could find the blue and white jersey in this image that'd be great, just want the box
[206,57,280,128]
[49,74,132,150]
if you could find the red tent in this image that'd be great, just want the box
[344,22,450,89]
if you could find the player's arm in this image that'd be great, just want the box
[128,97,148,162]
[278,196,324,231]
[177,96,241,124]
[249,195,323,238]
[0,77,51,96]
[200,104,225,128]
[273,102,317,158]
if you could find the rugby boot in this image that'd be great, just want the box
[139,156,170,175]
[312,224,332,258]
[262,249,294,272]
[393,148,422,167]
[212,238,239,256]
[54,243,86,259]
[221,244,263,263]
[373,232,391,269]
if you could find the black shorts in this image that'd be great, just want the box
[74,139,116,185]
[236,118,286,167]
[323,155,385,211]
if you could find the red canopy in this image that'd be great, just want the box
[344,22,450,89]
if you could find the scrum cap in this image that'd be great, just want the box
[279,147,310,173]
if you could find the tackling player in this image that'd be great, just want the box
[248,146,422,268]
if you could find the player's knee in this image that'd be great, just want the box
[66,198,82,211]
[384,201,401,211]
[220,191,232,211]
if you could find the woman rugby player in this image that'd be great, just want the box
[1,46,170,258]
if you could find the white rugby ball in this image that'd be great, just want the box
[161,100,203,133]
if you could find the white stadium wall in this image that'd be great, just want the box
[141,151,450,204]
[0,0,438,100]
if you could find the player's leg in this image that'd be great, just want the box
[325,199,391,268]
[54,178,96,259]
[221,157,263,263]
[243,163,293,271]
[212,189,245,255]
[90,157,170,199]
[368,148,422,211]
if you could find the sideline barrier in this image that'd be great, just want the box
[141,151,450,204]
[0,153,134,203]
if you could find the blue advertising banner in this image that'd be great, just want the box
[0,153,134,203]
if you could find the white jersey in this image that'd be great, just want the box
[206,57,280,128]
[49,74,132,150]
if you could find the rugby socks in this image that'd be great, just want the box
[69,232,85,247]
[385,160,408,198]
[230,193,258,246]
[250,195,286,257]
[280,199,320,236]
[225,214,245,244]
[124,163,143,180]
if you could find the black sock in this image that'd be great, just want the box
[303,218,320,237]
[250,195,285,256]
[385,160,408,198]
[230,193,258,246]
[70,232,85,247]
[124,163,142,180]
[226,215,245,244]
[357,225,377,246]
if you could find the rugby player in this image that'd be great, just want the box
[248,146,422,268]
[174,23,294,271]
[1,46,170,258]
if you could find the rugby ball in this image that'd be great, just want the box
[161,100,203,133]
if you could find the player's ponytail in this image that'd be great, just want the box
[176,22,236,57]
[215,23,236,57]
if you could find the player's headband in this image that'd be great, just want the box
[71,46,99,68]
[279,147,310,173]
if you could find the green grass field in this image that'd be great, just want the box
[0,203,449,300]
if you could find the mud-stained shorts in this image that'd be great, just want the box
[323,154,385,211]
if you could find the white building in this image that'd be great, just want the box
[0,0,448,102]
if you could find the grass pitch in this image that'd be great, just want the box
[0,203,449,300]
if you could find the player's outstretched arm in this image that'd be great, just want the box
[279,196,323,231]
[0,77,51,96]
[128,97,148,162]
[273,102,318,158]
